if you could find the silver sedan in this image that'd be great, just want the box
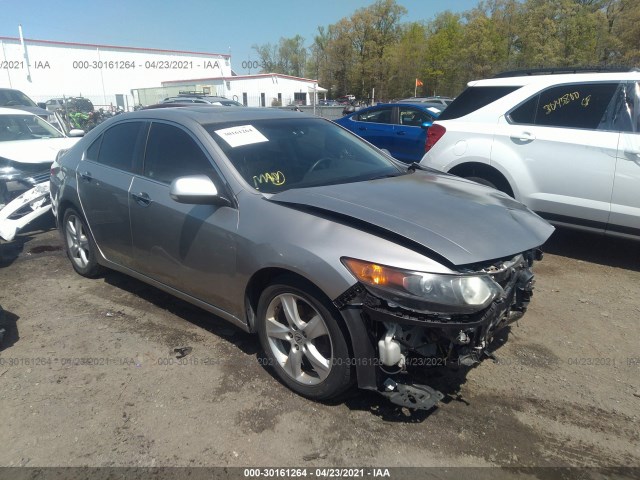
[50,106,553,410]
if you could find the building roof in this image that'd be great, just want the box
[162,73,320,85]
[0,36,230,59]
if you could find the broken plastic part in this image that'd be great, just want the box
[380,383,444,411]
[383,378,397,392]
[0,182,51,241]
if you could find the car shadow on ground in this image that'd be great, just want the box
[0,214,57,268]
[0,307,20,351]
[543,227,640,272]
[102,270,258,357]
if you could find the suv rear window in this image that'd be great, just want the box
[438,86,520,120]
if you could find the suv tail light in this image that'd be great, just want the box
[425,124,446,152]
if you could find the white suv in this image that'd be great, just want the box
[421,69,640,240]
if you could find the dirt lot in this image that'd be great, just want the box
[0,217,639,477]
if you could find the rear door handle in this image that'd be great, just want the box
[79,171,92,182]
[396,131,406,136]
[511,132,536,142]
[131,192,152,207]
[623,148,640,157]
[358,127,367,131]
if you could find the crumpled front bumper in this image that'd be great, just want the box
[336,249,541,409]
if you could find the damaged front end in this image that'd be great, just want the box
[0,159,52,241]
[335,249,542,411]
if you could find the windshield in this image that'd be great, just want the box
[0,114,65,141]
[0,89,38,107]
[205,118,402,193]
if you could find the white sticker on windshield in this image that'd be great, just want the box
[427,107,441,114]
[214,125,269,148]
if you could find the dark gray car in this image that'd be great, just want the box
[50,106,553,410]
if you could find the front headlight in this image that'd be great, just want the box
[342,257,503,314]
[0,157,21,181]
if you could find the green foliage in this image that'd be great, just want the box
[253,0,637,100]
[252,35,307,77]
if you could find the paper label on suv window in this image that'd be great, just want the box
[214,125,268,148]
[427,107,441,114]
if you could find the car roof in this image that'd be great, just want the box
[469,71,640,87]
[165,95,231,100]
[117,105,315,124]
[0,106,36,116]
[366,102,441,112]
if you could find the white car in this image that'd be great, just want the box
[0,107,80,206]
[421,69,640,240]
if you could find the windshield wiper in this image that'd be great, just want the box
[407,162,427,171]
[407,162,446,174]
[368,172,405,181]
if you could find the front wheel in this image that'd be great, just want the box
[62,208,103,278]
[257,278,354,400]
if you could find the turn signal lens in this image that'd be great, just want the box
[342,258,405,287]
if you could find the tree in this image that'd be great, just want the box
[252,35,308,76]
[256,0,638,100]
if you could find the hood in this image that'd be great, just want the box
[0,137,80,164]
[268,171,554,266]
[4,105,52,118]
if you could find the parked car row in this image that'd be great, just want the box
[6,67,640,411]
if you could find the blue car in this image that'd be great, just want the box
[334,103,441,163]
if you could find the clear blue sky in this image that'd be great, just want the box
[0,0,479,75]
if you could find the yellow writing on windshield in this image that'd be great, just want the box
[253,171,286,188]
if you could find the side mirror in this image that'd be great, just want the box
[37,102,47,109]
[68,129,85,137]
[421,121,433,129]
[170,175,231,206]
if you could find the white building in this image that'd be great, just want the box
[135,73,327,107]
[0,36,325,110]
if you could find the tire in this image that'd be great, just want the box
[62,208,103,278]
[257,277,354,400]
[465,176,498,190]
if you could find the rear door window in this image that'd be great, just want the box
[85,135,102,161]
[509,83,623,131]
[356,107,393,124]
[96,121,146,173]
[533,83,620,130]
[398,107,433,126]
[438,86,520,120]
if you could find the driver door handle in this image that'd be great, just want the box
[79,171,92,182]
[131,192,152,207]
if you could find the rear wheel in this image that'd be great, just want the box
[62,208,103,278]
[257,278,353,400]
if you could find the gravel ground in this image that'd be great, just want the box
[0,218,639,479]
